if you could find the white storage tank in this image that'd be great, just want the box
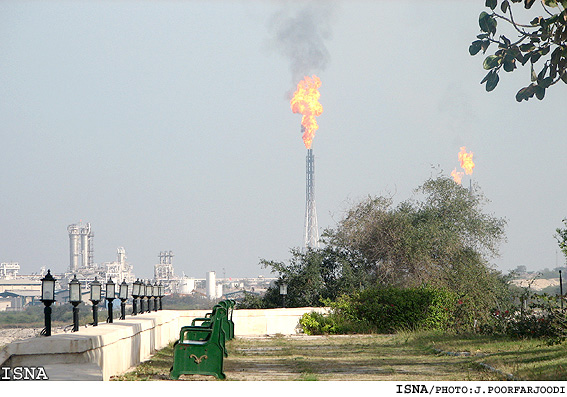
[206,271,216,299]
[179,277,195,294]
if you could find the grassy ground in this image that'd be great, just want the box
[111,331,567,381]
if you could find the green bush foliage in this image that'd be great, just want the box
[300,286,459,335]
[480,292,567,345]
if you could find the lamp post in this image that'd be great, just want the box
[132,279,141,315]
[90,277,101,326]
[40,269,56,336]
[119,279,128,320]
[153,283,158,312]
[69,274,82,332]
[106,278,115,323]
[146,280,153,313]
[158,283,164,310]
[139,280,146,313]
[279,282,288,308]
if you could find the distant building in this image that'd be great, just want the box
[0,279,42,310]
[0,262,20,280]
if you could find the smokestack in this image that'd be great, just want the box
[68,224,80,272]
[304,148,319,248]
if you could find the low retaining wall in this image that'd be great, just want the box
[0,307,326,381]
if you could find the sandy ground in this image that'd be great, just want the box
[0,327,42,348]
[0,326,68,349]
[510,278,560,291]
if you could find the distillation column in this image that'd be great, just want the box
[68,224,80,272]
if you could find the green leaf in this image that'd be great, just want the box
[479,12,490,32]
[520,43,535,52]
[561,71,567,84]
[531,64,537,81]
[486,0,498,9]
[537,64,549,81]
[503,58,516,72]
[483,55,502,69]
[543,0,558,6]
[540,76,554,88]
[479,12,497,35]
[530,51,542,63]
[501,0,510,12]
[535,85,546,100]
[524,0,536,8]
[515,85,535,102]
[486,71,500,91]
[469,40,483,56]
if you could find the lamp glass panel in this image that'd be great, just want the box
[42,280,55,301]
[106,282,115,299]
[119,283,128,300]
[91,284,101,301]
[70,282,81,302]
[132,281,140,297]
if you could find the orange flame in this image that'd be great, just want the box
[451,168,464,185]
[290,75,323,149]
[458,146,475,175]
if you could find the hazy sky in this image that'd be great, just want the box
[1,0,566,280]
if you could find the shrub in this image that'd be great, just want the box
[299,286,458,335]
[479,293,567,345]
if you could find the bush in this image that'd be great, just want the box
[299,311,375,335]
[480,294,567,345]
[299,286,458,335]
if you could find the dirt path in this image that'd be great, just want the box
[221,334,503,381]
[115,334,505,381]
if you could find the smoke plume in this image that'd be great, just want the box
[269,3,335,86]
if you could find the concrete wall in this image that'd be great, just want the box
[0,307,326,381]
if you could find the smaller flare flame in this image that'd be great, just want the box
[458,146,475,175]
[290,75,323,149]
[451,168,464,185]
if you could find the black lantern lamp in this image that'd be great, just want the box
[153,283,159,312]
[279,282,288,308]
[158,283,164,310]
[90,277,102,326]
[146,280,153,313]
[106,277,115,323]
[139,280,146,313]
[69,274,82,332]
[132,279,141,315]
[119,279,128,320]
[40,269,56,336]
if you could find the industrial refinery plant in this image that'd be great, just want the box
[0,221,275,311]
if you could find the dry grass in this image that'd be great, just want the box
[112,333,507,381]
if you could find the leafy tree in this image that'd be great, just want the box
[324,176,510,329]
[329,176,506,287]
[555,218,567,263]
[470,0,567,101]
[259,244,373,308]
[261,176,509,330]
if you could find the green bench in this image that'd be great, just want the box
[170,305,228,380]
[188,300,235,341]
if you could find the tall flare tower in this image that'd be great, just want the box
[290,75,323,249]
[304,148,319,248]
